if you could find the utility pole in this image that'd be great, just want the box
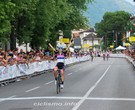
[115,32,118,47]
[92,34,94,50]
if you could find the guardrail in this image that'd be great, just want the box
[0,56,90,86]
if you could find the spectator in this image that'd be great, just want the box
[0,56,7,67]
[7,52,16,65]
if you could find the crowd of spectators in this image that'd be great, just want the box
[0,48,53,67]
[124,49,135,61]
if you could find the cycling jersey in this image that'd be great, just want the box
[55,53,65,69]
[56,53,65,63]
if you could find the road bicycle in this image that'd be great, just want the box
[56,69,62,94]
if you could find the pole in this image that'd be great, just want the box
[92,35,94,50]
[116,32,118,47]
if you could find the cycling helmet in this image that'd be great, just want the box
[57,46,63,50]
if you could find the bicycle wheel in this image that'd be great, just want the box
[58,75,61,93]
[56,70,61,94]
[56,76,59,94]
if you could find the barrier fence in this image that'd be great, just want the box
[110,54,135,67]
[0,56,90,83]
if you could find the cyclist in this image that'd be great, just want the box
[103,53,106,61]
[106,52,109,60]
[90,51,94,61]
[53,46,65,89]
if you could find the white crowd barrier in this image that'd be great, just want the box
[125,56,135,67]
[0,56,90,82]
[110,54,135,67]
[110,53,126,58]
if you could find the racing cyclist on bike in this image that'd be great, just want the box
[53,46,65,89]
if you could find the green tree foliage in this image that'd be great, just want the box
[49,0,94,47]
[95,11,130,48]
[0,0,15,44]
[9,0,37,50]
[0,0,94,50]
[31,0,72,49]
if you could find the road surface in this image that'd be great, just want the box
[0,57,135,110]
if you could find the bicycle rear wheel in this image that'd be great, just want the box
[56,74,61,94]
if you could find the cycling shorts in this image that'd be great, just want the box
[56,62,65,69]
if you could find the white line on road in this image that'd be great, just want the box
[0,95,16,103]
[45,80,54,85]
[25,86,40,93]
[72,61,113,110]
[1,96,135,102]
[87,97,135,101]
[0,96,81,101]
[67,73,73,76]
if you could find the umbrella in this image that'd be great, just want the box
[115,45,126,50]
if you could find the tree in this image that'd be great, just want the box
[0,0,94,50]
[9,0,37,50]
[95,11,130,49]
[0,0,15,47]
[49,0,94,47]
[31,0,72,49]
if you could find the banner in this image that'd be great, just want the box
[129,36,135,42]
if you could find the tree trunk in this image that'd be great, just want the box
[10,21,16,51]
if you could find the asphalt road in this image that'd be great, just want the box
[0,57,135,110]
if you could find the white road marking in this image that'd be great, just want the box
[72,61,113,110]
[25,86,40,93]
[0,95,16,103]
[0,96,81,101]
[67,73,73,76]
[1,96,135,102]
[45,80,54,85]
[87,97,135,101]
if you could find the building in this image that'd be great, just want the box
[80,29,101,51]
[68,28,102,52]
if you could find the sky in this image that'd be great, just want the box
[85,0,135,27]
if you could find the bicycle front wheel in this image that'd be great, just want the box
[56,75,61,94]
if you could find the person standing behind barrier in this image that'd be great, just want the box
[0,56,7,67]
[106,52,110,60]
[7,52,16,66]
[90,51,94,61]
[33,51,41,62]
[103,53,106,61]
[13,50,18,59]
[16,53,26,64]
[0,50,7,66]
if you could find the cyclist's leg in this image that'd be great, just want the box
[53,66,58,80]
[60,69,64,83]
[60,66,65,89]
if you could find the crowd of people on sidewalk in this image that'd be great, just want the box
[124,49,135,61]
[0,48,54,67]
[0,48,89,67]
[0,47,134,67]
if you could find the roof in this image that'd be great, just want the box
[83,33,101,40]
[80,28,95,34]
